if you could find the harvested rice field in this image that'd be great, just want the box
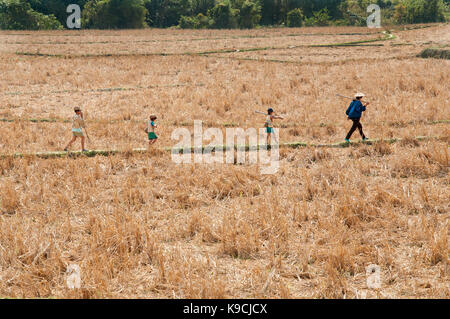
[0,23,448,299]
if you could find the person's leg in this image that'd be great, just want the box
[267,133,271,145]
[345,119,359,140]
[81,136,85,150]
[357,121,366,139]
[65,136,77,150]
[272,131,279,144]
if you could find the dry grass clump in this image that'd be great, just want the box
[400,136,421,147]
[217,211,261,259]
[0,182,20,215]
[390,142,448,178]
[373,141,393,156]
[305,149,332,164]
[428,226,448,266]
[351,141,393,158]
[335,196,380,228]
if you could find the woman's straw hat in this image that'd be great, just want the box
[355,92,365,98]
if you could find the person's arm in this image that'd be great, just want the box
[361,101,369,111]
[79,112,86,128]
[355,100,365,112]
[346,101,354,115]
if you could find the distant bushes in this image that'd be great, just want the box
[208,1,238,29]
[0,0,448,30]
[0,0,63,30]
[287,8,303,27]
[393,0,447,24]
[418,47,450,59]
[304,8,331,27]
[82,0,148,29]
[179,13,213,29]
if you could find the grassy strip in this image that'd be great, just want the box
[2,136,445,160]
[308,31,394,47]
[0,118,68,123]
[0,148,147,159]
[281,135,444,149]
[5,32,379,46]
[200,31,399,64]
[1,118,448,128]
[16,46,275,58]
[15,30,395,59]
[5,83,204,96]
[16,51,176,58]
[196,46,273,55]
[390,43,414,46]
[212,53,413,66]
[418,48,450,60]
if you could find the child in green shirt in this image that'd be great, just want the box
[146,115,158,146]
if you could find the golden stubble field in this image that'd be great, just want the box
[0,24,448,298]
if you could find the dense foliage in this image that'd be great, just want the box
[0,0,448,29]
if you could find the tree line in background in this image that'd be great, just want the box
[0,0,448,30]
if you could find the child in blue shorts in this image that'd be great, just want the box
[265,108,284,145]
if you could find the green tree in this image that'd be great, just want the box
[190,0,215,15]
[28,0,88,26]
[401,0,446,23]
[83,0,148,29]
[179,12,212,28]
[144,0,190,27]
[208,1,237,29]
[0,0,63,30]
[394,2,407,23]
[287,7,303,27]
[237,0,261,28]
[259,0,345,26]
[179,14,197,28]
[260,0,282,25]
[305,8,331,26]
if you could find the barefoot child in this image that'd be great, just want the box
[345,93,369,142]
[265,108,284,145]
[145,115,158,146]
[64,107,88,152]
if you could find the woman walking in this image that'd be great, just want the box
[345,93,369,142]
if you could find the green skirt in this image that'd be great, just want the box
[266,127,273,133]
[148,132,158,140]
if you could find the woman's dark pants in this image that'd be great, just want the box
[346,118,366,140]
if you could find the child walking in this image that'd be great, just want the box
[345,93,369,142]
[265,108,284,145]
[146,115,158,146]
[64,106,88,152]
